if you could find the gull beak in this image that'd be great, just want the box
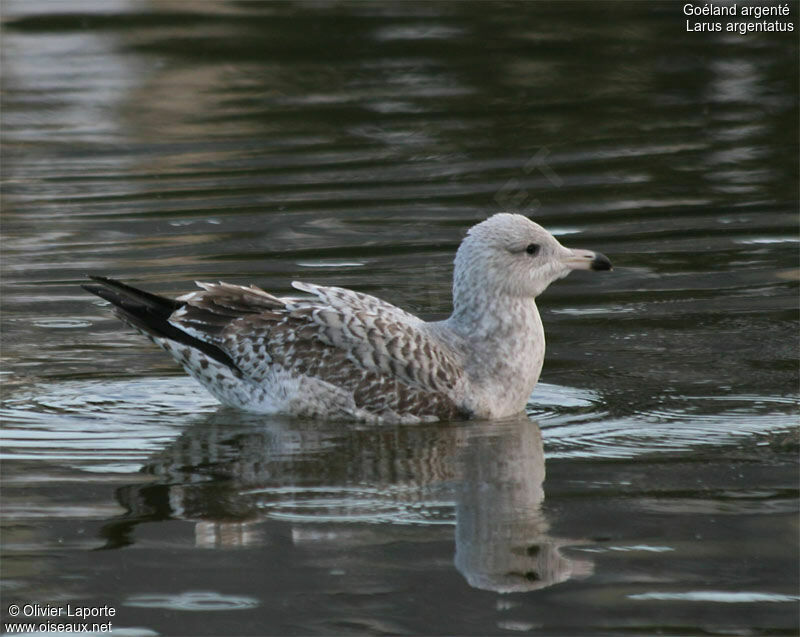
[563,248,613,271]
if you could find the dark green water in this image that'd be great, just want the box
[1,1,798,635]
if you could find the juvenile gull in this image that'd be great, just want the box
[83,213,611,423]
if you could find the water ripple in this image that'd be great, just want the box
[125,591,259,612]
[3,377,794,469]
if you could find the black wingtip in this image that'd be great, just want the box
[83,275,182,309]
[81,277,117,303]
[81,274,181,328]
[81,275,242,375]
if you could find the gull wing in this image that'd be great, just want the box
[170,281,469,420]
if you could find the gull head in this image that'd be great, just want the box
[452,213,612,304]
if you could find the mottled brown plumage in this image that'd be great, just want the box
[170,281,471,422]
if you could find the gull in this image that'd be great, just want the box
[83,213,611,423]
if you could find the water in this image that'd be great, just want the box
[1,1,798,635]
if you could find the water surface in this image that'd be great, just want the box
[1,1,798,635]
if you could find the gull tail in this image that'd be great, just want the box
[82,275,240,373]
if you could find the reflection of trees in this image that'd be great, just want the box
[102,410,591,593]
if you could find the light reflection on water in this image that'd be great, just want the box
[628,591,800,603]
[125,592,260,612]
[4,378,793,468]
[1,0,798,634]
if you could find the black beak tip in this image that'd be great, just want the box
[591,253,612,271]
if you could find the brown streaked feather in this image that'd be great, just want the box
[171,281,470,420]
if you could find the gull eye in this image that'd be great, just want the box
[525,243,540,256]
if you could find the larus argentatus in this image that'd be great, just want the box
[83,213,611,423]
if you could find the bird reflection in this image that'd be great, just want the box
[101,411,592,593]
[454,421,592,592]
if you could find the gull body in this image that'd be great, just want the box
[83,213,611,423]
